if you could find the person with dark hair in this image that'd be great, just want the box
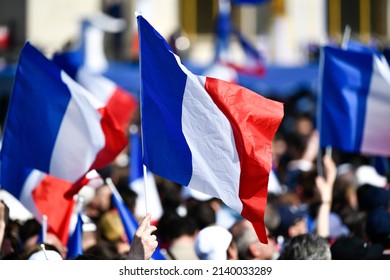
[278,233,331,260]
[330,236,383,260]
[187,201,216,230]
[164,216,199,260]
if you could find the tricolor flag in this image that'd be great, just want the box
[319,46,390,156]
[137,15,284,244]
[0,42,127,197]
[0,159,75,246]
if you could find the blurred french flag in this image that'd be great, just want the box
[319,46,390,156]
[137,15,283,244]
[0,159,75,246]
[0,42,127,197]
[66,196,84,259]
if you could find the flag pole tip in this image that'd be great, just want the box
[135,11,142,18]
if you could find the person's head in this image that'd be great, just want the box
[365,208,390,249]
[98,210,130,255]
[279,233,331,260]
[230,219,277,260]
[23,243,63,260]
[194,225,237,260]
[275,205,307,239]
[187,201,216,230]
[331,236,383,260]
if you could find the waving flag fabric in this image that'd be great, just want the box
[74,69,137,131]
[319,46,390,156]
[0,42,127,195]
[0,159,75,246]
[137,16,283,244]
[66,198,84,259]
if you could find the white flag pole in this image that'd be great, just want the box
[341,25,351,50]
[41,214,47,244]
[135,11,151,221]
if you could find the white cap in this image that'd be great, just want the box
[28,250,63,260]
[195,225,232,260]
[356,165,387,188]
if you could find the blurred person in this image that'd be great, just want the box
[18,218,67,259]
[163,215,199,260]
[230,218,278,260]
[278,233,331,260]
[194,225,238,260]
[331,236,383,260]
[85,213,158,260]
[0,200,9,257]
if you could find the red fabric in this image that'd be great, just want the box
[32,175,75,246]
[204,77,283,244]
[106,86,138,131]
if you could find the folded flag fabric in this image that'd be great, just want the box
[137,15,284,244]
[0,159,75,246]
[319,46,390,156]
[0,42,127,194]
[73,69,138,132]
[53,52,138,132]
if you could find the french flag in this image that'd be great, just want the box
[0,42,127,195]
[137,15,284,244]
[0,159,75,246]
[319,46,390,156]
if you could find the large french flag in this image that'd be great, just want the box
[319,46,390,156]
[0,42,127,194]
[137,16,284,244]
[0,159,75,246]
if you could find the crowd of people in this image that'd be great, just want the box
[1,87,390,261]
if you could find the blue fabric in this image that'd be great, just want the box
[137,15,192,186]
[319,46,372,152]
[67,212,84,259]
[1,42,71,174]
